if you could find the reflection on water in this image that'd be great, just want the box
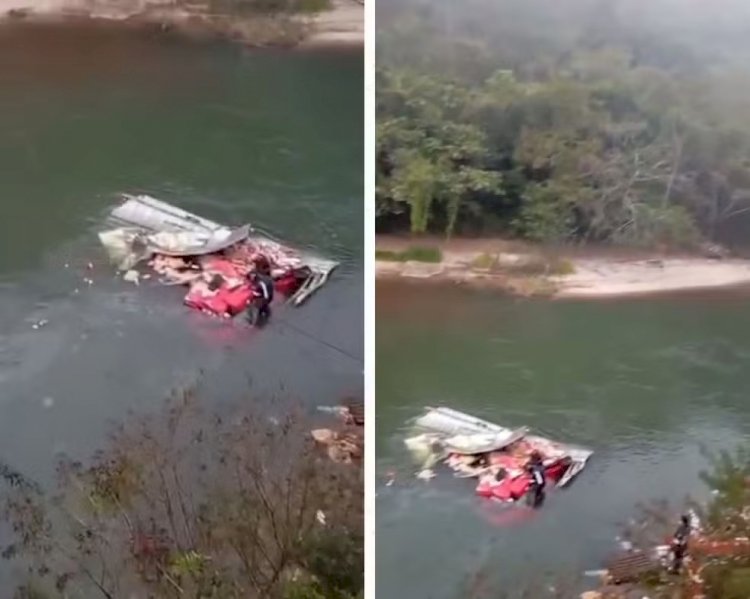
[376,281,750,597]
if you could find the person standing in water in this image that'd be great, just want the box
[526,451,546,508]
[246,256,274,326]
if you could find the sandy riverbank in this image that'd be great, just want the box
[0,0,363,47]
[376,236,750,299]
[552,258,750,298]
[303,0,362,46]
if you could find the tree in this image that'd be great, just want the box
[376,0,750,249]
[377,69,503,236]
[0,390,363,599]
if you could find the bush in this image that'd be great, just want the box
[513,185,576,243]
[614,204,701,248]
[470,252,574,276]
[548,257,576,275]
[375,249,401,261]
[401,246,442,262]
[0,390,363,599]
[471,253,498,270]
[704,564,750,599]
[375,246,443,263]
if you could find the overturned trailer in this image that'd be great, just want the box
[405,407,592,502]
[98,194,338,314]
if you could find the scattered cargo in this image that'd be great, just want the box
[404,407,592,505]
[98,194,339,318]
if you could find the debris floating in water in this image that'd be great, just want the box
[123,270,140,285]
[416,469,436,481]
[404,407,592,502]
[311,426,362,465]
[97,194,339,317]
[31,319,48,330]
[316,510,327,526]
[312,429,335,444]
[317,401,364,426]
[318,405,347,416]
[42,397,54,409]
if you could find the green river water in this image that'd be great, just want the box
[0,23,362,486]
[377,281,750,597]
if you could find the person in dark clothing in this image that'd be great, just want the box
[246,269,274,326]
[207,274,224,292]
[669,514,691,574]
[526,451,546,508]
[253,255,271,275]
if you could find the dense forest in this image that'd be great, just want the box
[376,0,750,248]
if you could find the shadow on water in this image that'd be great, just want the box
[376,280,750,598]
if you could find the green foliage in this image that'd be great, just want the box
[699,446,750,537]
[703,564,750,599]
[12,584,52,599]
[375,246,442,263]
[284,580,363,599]
[513,183,576,242]
[377,69,503,237]
[400,246,442,262]
[375,249,400,261]
[471,253,497,270]
[169,550,210,578]
[621,204,701,248]
[376,0,750,248]
[300,528,364,597]
[283,580,328,599]
[610,446,750,598]
[547,257,576,276]
[390,152,441,233]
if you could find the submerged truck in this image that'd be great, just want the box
[98,194,339,316]
[405,407,593,503]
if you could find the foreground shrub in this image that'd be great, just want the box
[0,389,363,598]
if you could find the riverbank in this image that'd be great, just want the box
[376,236,750,299]
[303,0,362,46]
[0,0,363,47]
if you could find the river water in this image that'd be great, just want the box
[377,281,750,597]
[0,24,362,483]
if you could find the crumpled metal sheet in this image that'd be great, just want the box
[99,194,339,306]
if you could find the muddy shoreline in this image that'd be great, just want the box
[376,235,750,300]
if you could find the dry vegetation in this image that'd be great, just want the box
[0,390,363,599]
